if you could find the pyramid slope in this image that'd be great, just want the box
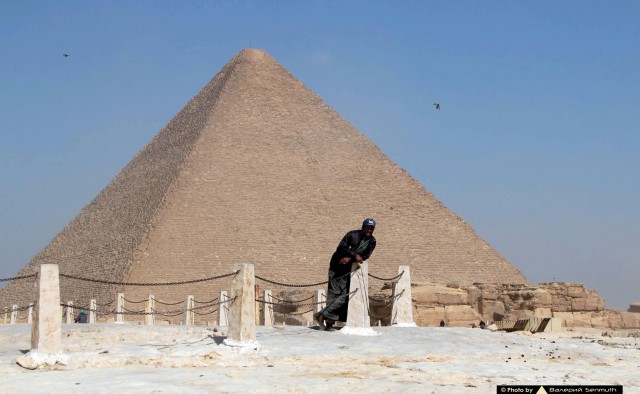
[1,49,527,309]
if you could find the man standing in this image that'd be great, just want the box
[314,218,377,331]
[74,309,88,323]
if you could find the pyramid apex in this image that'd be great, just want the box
[235,48,272,62]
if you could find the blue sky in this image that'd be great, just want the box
[1,1,638,309]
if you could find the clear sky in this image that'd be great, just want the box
[1,2,638,309]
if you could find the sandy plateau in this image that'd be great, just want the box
[1,324,638,393]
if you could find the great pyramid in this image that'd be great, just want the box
[1,49,528,312]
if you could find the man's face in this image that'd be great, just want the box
[362,225,375,238]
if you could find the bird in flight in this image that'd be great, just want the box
[63,53,69,58]
[433,103,440,111]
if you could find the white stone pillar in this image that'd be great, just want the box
[116,293,124,324]
[89,299,97,324]
[10,305,18,324]
[314,289,326,314]
[28,303,34,324]
[262,290,274,326]
[145,295,155,325]
[65,301,74,324]
[184,295,194,326]
[391,265,416,326]
[346,261,370,329]
[218,291,229,327]
[30,264,62,352]
[226,263,256,343]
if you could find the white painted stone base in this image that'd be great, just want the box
[222,338,262,354]
[16,350,69,370]
[339,327,379,336]
[392,322,418,327]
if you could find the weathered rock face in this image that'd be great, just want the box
[409,281,640,329]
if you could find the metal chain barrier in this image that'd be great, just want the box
[96,299,115,307]
[62,297,234,317]
[193,297,219,304]
[255,298,326,308]
[154,299,184,306]
[60,297,232,316]
[369,289,405,304]
[368,271,404,282]
[123,297,147,304]
[192,308,219,316]
[270,294,314,303]
[0,273,36,282]
[255,275,328,288]
[15,303,35,312]
[255,269,354,288]
[59,270,239,286]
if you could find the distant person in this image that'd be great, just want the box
[479,320,486,329]
[314,218,377,331]
[439,319,445,327]
[75,309,88,323]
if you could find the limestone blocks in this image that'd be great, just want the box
[409,280,627,328]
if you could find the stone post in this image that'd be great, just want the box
[28,303,34,324]
[145,295,155,325]
[218,291,229,326]
[314,289,326,314]
[263,290,274,326]
[543,317,562,332]
[65,301,74,324]
[115,293,124,324]
[391,265,416,326]
[10,305,18,324]
[89,299,97,324]
[346,261,370,328]
[184,295,194,326]
[30,264,62,352]
[227,263,256,342]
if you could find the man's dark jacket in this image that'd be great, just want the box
[329,229,376,275]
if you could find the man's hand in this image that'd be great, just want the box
[339,257,351,264]
[355,254,363,262]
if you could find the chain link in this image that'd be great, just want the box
[59,270,239,286]
[369,289,405,304]
[154,299,184,306]
[9,304,34,312]
[255,269,354,288]
[192,308,219,316]
[193,297,219,304]
[122,297,147,304]
[255,275,327,288]
[256,298,326,308]
[62,297,234,316]
[269,294,314,303]
[368,271,404,281]
[0,273,36,282]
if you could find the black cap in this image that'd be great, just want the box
[362,218,376,227]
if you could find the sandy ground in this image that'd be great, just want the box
[0,324,638,393]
